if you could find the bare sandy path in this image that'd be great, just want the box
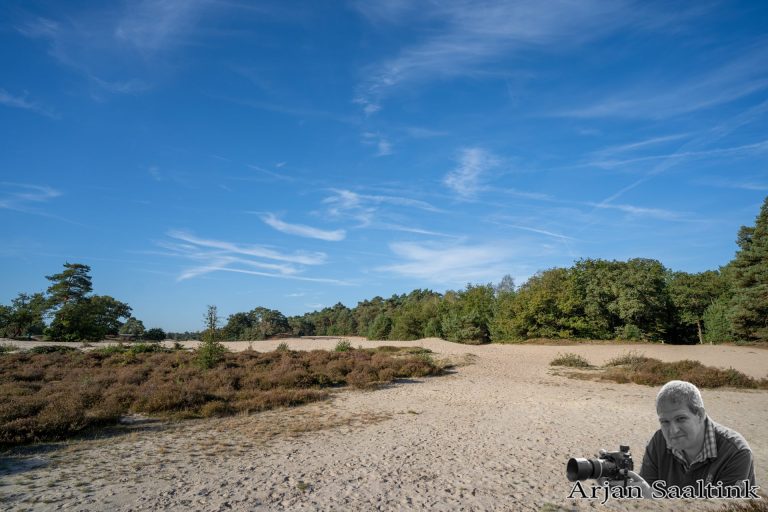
[1,339,766,511]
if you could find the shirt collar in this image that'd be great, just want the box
[670,416,717,471]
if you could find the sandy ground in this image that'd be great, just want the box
[0,338,766,511]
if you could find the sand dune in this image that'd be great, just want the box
[1,338,766,511]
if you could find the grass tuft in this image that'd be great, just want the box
[550,352,591,368]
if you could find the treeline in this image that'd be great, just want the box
[0,263,163,341]
[220,196,768,345]
[2,197,766,344]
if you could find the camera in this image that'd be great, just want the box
[567,445,633,484]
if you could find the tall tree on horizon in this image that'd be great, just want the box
[729,196,768,341]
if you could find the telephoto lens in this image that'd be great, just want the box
[566,457,618,481]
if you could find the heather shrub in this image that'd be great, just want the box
[550,353,591,368]
[0,345,442,445]
[601,356,767,389]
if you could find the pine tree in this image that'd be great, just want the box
[729,196,768,341]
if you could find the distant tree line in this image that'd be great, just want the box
[0,263,164,342]
[219,196,768,345]
[3,197,766,344]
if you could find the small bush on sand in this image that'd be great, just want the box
[0,346,443,446]
[276,342,290,352]
[334,339,352,352]
[550,353,591,368]
[0,344,19,354]
[605,350,647,368]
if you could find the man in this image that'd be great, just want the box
[639,380,755,489]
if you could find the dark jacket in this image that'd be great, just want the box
[639,419,755,488]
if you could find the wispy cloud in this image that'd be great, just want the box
[323,188,442,226]
[159,230,348,283]
[0,89,58,118]
[114,0,212,53]
[443,148,498,199]
[0,182,62,210]
[591,133,692,158]
[587,202,686,221]
[260,213,346,241]
[695,178,768,191]
[589,140,768,169]
[353,0,696,113]
[379,241,515,284]
[361,132,393,156]
[558,45,768,120]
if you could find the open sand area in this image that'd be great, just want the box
[1,338,766,511]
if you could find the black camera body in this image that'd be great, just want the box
[567,445,633,484]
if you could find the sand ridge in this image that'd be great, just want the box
[1,338,766,511]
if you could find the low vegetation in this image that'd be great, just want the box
[0,346,443,446]
[551,351,768,389]
[718,498,768,512]
[549,352,591,368]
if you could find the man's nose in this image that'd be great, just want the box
[669,423,681,434]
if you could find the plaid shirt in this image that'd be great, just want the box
[670,417,717,472]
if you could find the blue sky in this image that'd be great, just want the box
[1,0,767,332]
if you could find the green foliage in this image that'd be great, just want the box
[729,196,768,341]
[144,327,166,341]
[367,313,392,340]
[197,305,226,369]
[703,296,734,344]
[276,341,290,352]
[119,317,145,338]
[334,339,352,352]
[0,293,47,339]
[668,270,727,343]
[439,284,494,344]
[45,262,93,307]
[222,307,290,340]
[46,295,132,341]
[550,352,591,368]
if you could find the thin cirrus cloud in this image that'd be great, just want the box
[0,182,62,210]
[352,0,690,113]
[443,148,498,199]
[323,188,443,227]
[0,89,58,118]
[159,230,347,284]
[379,241,516,285]
[557,45,768,120]
[260,213,346,241]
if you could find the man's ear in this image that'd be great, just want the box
[696,407,706,420]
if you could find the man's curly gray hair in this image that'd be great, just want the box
[656,380,705,415]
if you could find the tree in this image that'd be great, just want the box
[144,328,166,341]
[2,293,47,339]
[46,295,131,341]
[198,305,226,368]
[668,271,727,344]
[119,317,146,338]
[46,263,93,307]
[729,196,768,341]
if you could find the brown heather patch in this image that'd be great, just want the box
[553,351,768,390]
[718,498,768,512]
[0,347,442,446]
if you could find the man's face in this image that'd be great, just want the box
[657,399,706,457]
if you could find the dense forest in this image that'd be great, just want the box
[2,197,766,345]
